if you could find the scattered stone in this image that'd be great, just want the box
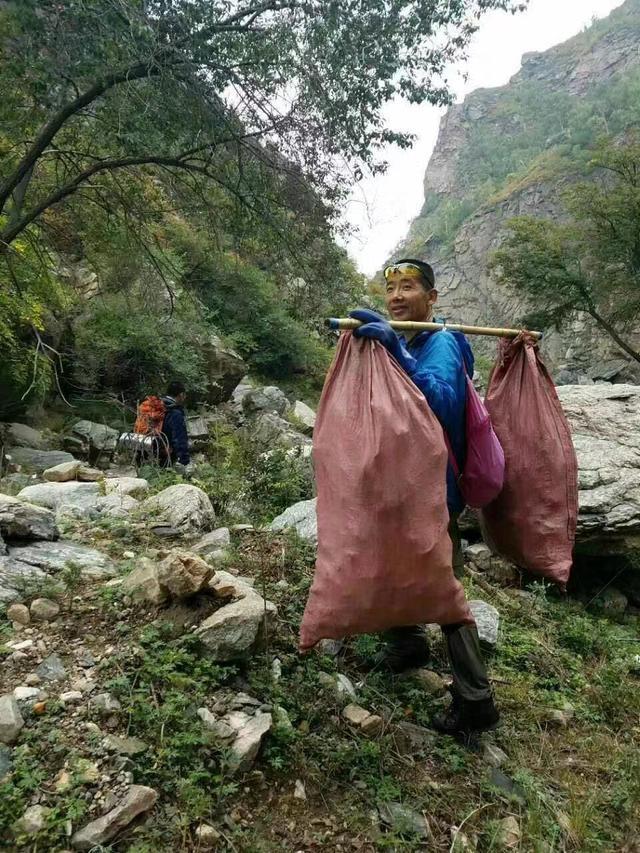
[30,597,60,621]
[91,693,121,715]
[121,559,167,605]
[103,734,148,756]
[7,603,30,625]
[104,477,149,499]
[25,674,40,687]
[0,494,58,541]
[14,804,51,836]
[294,779,307,800]
[156,550,213,599]
[197,709,235,741]
[195,589,277,661]
[342,704,371,726]
[13,686,40,702]
[269,498,317,544]
[60,691,83,705]
[394,721,436,756]
[464,542,492,570]
[318,638,344,657]
[360,714,384,736]
[487,768,526,804]
[0,694,24,744]
[468,600,500,650]
[43,460,82,482]
[7,638,33,650]
[483,743,508,768]
[191,527,231,557]
[497,815,521,849]
[227,712,273,773]
[292,401,316,433]
[36,654,66,682]
[378,801,429,839]
[194,823,221,849]
[140,484,215,535]
[70,785,158,850]
[411,669,446,695]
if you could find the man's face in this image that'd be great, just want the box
[384,274,437,322]
[176,391,187,405]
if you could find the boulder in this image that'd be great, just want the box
[0,556,48,604]
[7,423,48,450]
[269,498,317,544]
[69,420,119,459]
[121,559,167,605]
[71,785,158,851]
[5,448,75,474]
[7,540,116,579]
[140,484,215,535]
[104,477,149,499]
[0,494,58,541]
[202,333,247,405]
[0,694,24,744]
[468,600,500,650]
[30,598,60,621]
[557,384,640,556]
[95,494,139,519]
[43,461,81,482]
[191,527,231,557]
[242,386,289,417]
[156,550,213,599]
[292,400,316,434]
[195,586,277,661]
[0,473,34,496]
[17,481,102,519]
[77,466,104,482]
[252,412,312,450]
[7,602,30,625]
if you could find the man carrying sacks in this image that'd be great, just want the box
[350,259,499,736]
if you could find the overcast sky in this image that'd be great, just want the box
[343,0,624,276]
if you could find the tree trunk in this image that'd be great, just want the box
[588,307,640,364]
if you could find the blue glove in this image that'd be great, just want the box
[349,309,417,376]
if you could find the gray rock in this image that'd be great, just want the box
[487,768,526,804]
[95,493,139,518]
[7,423,48,450]
[0,473,34,497]
[69,420,119,459]
[393,721,436,756]
[588,359,629,382]
[195,823,221,849]
[195,590,277,661]
[121,559,167,605]
[202,333,247,405]
[36,654,66,682]
[43,461,81,482]
[497,815,521,849]
[483,743,508,768]
[0,694,24,744]
[14,803,51,836]
[191,527,232,557]
[7,602,30,625]
[70,785,158,850]
[140,484,215,535]
[30,598,60,621]
[253,413,312,451]
[292,400,316,433]
[269,498,317,544]
[197,708,236,741]
[0,494,58,541]
[225,711,273,773]
[5,448,74,473]
[91,693,122,715]
[103,734,148,755]
[468,600,500,650]
[17,481,102,519]
[8,541,116,579]
[0,555,48,603]
[104,477,149,499]
[377,801,429,839]
[242,386,289,417]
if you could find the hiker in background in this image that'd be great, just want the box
[349,259,499,736]
[159,381,191,471]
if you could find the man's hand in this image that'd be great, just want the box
[349,308,417,376]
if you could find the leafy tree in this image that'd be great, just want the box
[489,138,640,363]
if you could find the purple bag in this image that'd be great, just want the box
[445,373,505,509]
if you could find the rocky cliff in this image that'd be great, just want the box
[394,0,640,381]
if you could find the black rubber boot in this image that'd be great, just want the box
[431,694,500,736]
[369,626,430,674]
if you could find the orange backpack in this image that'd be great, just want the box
[134,396,167,436]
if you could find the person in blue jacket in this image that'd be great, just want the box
[160,381,191,470]
[350,259,499,736]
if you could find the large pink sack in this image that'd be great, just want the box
[299,333,473,652]
[481,334,578,587]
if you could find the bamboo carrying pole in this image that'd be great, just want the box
[325,317,543,340]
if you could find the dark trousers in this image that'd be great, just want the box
[386,515,492,702]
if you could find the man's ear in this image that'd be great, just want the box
[429,288,438,305]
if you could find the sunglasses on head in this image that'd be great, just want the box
[383,262,435,289]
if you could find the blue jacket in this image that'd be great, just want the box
[161,396,190,465]
[400,329,473,513]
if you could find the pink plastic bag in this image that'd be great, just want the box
[445,375,505,509]
[481,334,578,586]
[299,333,473,652]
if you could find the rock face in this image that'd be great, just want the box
[202,332,247,404]
[394,1,640,378]
[140,484,215,535]
[559,384,640,555]
[0,494,58,541]
[71,785,158,850]
[269,498,317,544]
